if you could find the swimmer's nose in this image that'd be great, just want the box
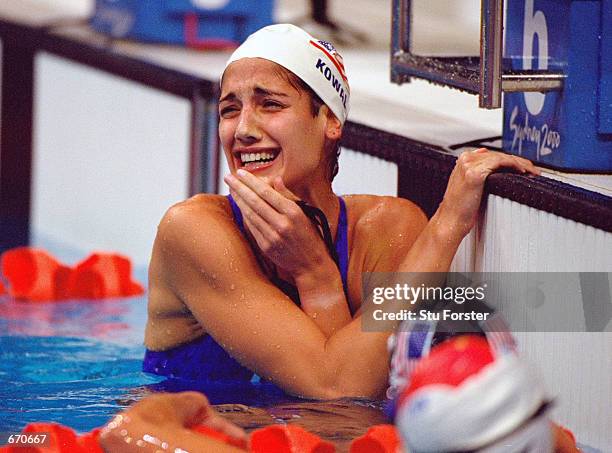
[235,107,262,144]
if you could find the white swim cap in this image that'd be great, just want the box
[395,336,551,453]
[224,24,350,124]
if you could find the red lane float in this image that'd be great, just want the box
[1,248,72,301]
[0,248,144,301]
[349,425,401,453]
[250,424,335,453]
[0,423,338,453]
[0,422,404,453]
[68,253,144,299]
[193,425,248,450]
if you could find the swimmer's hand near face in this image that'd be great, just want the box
[225,170,335,279]
[436,148,540,241]
[225,170,351,335]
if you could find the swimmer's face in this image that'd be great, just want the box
[219,58,341,191]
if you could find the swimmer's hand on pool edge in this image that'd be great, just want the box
[225,170,351,336]
[99,392,246,453]
[435,148,540,241]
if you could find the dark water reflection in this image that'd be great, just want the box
[215,399,388,452]
[147,378,390,451]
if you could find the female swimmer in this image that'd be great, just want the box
[142,24,539,399]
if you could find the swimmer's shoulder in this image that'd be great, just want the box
[343,194,428,240]
[147,194,235,349]
[158,194,234,234]
[155,194,241,260]
[341,195,428,303]
[162,193,232,221]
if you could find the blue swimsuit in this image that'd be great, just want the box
[143,195,349,383]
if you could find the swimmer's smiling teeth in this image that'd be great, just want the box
[234,149,280,172]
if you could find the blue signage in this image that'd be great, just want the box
[502,0,612,172]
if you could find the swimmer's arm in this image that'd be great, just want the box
[292,258,350,335]
[287,151,542,397]
[317,210,470,398]
[155,198,457,399]
[285,195,494,398]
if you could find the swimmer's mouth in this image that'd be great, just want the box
[235,149,280,170]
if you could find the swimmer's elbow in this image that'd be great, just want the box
[276,352,385,400]
[305,360,385,400]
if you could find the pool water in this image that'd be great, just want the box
[0,294,158,434]
[0,275,387,452]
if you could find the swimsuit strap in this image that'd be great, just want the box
[336,196,349,296]
[296,200,339,265]
[228,194,246,234]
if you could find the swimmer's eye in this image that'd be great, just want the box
[219,106,239,117]
[262,99,285,110]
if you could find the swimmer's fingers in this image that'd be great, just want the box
[226,172,333,276]
[438,149,539,239]
[235,169,301,215]
[462,149,540,184]
[169,392,215,427]
[203,412,248,442]
[234,173,315,235]
[226,174,308,241]
[225,174,287,226]
[178,392,247,441]
[127,392,211,427]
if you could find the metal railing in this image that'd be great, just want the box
[391,0,565,108]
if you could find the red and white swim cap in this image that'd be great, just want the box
[395,336,552,452]
[224,24,350,124]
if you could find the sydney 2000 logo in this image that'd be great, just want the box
[508,0,562,160]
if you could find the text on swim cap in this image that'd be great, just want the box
[309,40,348,82]
[315,59,348,109]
